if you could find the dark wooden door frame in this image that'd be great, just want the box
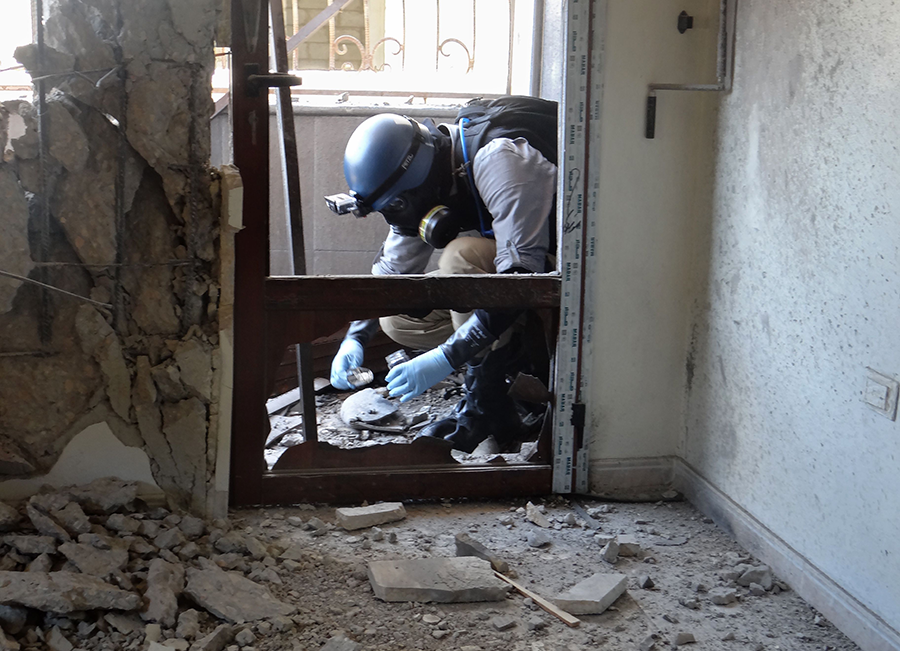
[229,0,561,507]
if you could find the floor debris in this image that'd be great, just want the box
[0,483,863,650]
[553,572,628,615]
[367,557,509,603]
[335,503,406,531]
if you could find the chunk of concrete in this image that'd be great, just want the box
[335,503,406,531]
[553,572,628,615]
[616,534,642,557]
[54,502,92,535]
[25,505,71,542]
[184,567,294,624]
[600,539,620,564]
[525,502,551,528]
[737,565,773,591]
[454,532,509,573]
[188,623,233,651]
[58,542,128,578]
[3,536,57,555]
[0,571,140,612]
[674,632,697,645]
[709,587,739,605]
[142,559,185,627]
[0,503,19,531]
[367,557,510,603]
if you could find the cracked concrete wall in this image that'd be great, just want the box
[683,0,900,637]
[0,0,225,516]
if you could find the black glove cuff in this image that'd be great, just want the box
[439,313,497,369]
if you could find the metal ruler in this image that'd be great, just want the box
[553,0,605,494]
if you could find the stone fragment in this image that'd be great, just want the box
[25,505,71,542]
[58,542,128,578]
[709,587,739,605]
[340,389,398,426]
[0,604,27,634]
[638,574,655,589]
[4,536,57,555]
[244,536,267,560]
[335,503,406,531]
[600,540,620,564]
[68,478,138,514]
[525,502,551,528]
[155,527,187,550]
[639,634,657,651]
[106,514,141,534]
[104,612,143,634]
[0,626,19,651]
[179,516,206,539]
[184,567,294,624]
[139,520,161,538]
[737,565,773,591]
[0,504,18,531]
[143,559,185,627]
[527,531,552,548]
[53,503,92,535]
[189,623,234,651]
[454,532,509,573]
[554,572,627,615]
[46,626,73,651]
[213,531,246,554]
[0,571,140,612]
[749,582,767,597]
[675,632,697,645]
[26,553,52,573]
[234,628,255,646]
[616,535,642,557]
[175,339,213,402]
[491,615,516,631]
[367,557,509,603]
[176,609,201,639]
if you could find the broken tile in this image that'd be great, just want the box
[554,572,627,615]
[335,503,407,531]
[367,557,510,603]
[184,567,295,624]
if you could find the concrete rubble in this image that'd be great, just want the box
[553,572,628,615]
[367,557,510,603]
[335,502,406,531]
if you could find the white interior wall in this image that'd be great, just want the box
[586,0,717,466]
[683,0,900,639]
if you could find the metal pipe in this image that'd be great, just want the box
[645,0,736,138]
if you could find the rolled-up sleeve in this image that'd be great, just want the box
[472,138,557,273]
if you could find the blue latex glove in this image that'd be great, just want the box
[330,339,365,390]
[386,347,454,403]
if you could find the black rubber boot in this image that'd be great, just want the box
[419,342,529,453]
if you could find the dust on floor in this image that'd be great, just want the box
[232,497,859,651]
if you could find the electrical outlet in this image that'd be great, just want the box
[863,368,899,420]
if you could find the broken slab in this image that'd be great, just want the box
[184,567,294,624]
[454,532,510,573]
[25,505,71,542]
[336,502,406,531]
[142,559,185,627]
[3,536,57,555]
[367,557,510,603]
[553,572,628,615]
[58,542,128,578]
[189,623,234,651]
[0,571,141,612]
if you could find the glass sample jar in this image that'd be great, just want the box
[346,366,374,388]
[385,350,410,370]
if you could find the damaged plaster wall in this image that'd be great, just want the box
[682,0,900,640]
[0,0,227,516]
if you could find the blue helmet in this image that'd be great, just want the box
[343,114,435,213]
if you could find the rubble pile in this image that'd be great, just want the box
[0,479,305,651]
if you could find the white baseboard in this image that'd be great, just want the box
[674,459,900,651]
[586,456,675,499]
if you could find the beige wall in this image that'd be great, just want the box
[586,0,718,463]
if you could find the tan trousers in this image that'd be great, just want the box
[380,236,497,350]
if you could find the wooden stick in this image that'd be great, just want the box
[494,572,581,628]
